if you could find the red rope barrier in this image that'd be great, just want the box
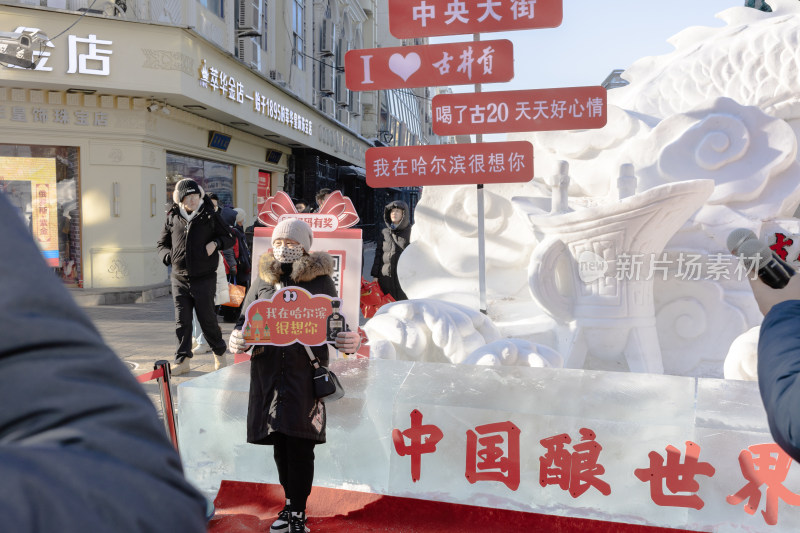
[136,367,165,383]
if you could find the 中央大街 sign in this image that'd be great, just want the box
[366,141,533,187]
[388,0,562,38]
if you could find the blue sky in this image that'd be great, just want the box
[430,0,739,93]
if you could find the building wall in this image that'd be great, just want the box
[0,4,371,289]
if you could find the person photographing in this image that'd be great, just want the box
[228,218,359,533]
[733,229,800,463]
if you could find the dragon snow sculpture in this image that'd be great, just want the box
[366,1,800,379]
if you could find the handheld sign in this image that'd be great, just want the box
[432,86,608,135]
[366,141,533,187]
[388,0,563,39]
[345,40,513,91]
[242,287,348,346]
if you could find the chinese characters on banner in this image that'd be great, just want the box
[345,39,513,91]
[388,0,563,38]
[432,86,607,135]
[242,286,343,346]
[366,141,533,187]
[393,410,800,526]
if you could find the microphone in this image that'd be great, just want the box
[726,228,758,256]
[737,239,796,289]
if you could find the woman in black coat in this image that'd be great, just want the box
[228,218,359,533]
[371,199,412,300]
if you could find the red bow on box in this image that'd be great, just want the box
[257,191,359,229]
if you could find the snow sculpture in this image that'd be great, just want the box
[387,1,800,378]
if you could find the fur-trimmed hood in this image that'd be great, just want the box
[259,250,335,285]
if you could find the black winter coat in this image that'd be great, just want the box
[236,250,337,445]
[0,187,208,531]
[157,196,234,278]
[371,200,411,300]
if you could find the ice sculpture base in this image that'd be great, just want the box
[178,359,800,532]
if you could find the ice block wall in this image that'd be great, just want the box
[178,359,800,531]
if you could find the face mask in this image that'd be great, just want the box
[273,246,304,264]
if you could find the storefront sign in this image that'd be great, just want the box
[317,124,368,165]
[366,141,534,187]
[345,39,513,91]
[0,105,110,127]
[208,131,232,151]
[4,26,112,75]
[432,86,608,135]
[0,157,58,266]
[388,0,563,38]
[198,59,313,136]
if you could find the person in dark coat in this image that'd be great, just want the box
[157,178,235,374]
[750,273,800,462]
[0,191,208,531]
[371,199,412,300]
[228,218,360,533]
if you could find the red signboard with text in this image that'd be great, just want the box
[432,86,608,135]
[389,0,562,38]
[366,141,533,187]
[345,40,514,91]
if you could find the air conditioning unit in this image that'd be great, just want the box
[320,19,334,56]
[320,67,334,94]
[237,37,261,68]
[321,96,335,115]
[336,72,349,106]
[336,107,349,127]
[238,0,258,30]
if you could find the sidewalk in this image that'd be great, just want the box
[81,294,237,413]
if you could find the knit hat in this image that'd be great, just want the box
[272,218,313,252]
[173,178,202,203]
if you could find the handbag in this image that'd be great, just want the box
[304,345,344,402]
[222,274,246,308]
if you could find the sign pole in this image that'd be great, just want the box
[474,32,487,315]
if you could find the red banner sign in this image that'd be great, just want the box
[389,0,562,38]
[432,86,607,135]
[366,141,533,187]
[345,40,513,91]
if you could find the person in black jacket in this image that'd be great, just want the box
[228,218,360,533]
[371,199,412,301]
[749,273,800,462]
[0,191,208,532]
[157,178,235,375]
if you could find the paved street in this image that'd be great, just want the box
[82,294,237,417]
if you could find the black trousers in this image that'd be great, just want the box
[171,273,226,359]
[272,433,316,513]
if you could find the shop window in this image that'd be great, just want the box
[166,152,234,209]
[0,144,82,287]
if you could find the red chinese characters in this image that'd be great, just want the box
[634,441,715,510]
[388,0,563,38]
[771,232,797,262]
[366,141,533,187]
[539,428,611,498]
[432,86,607,135]
[345,40,513,91]
[727,443,800,526]
[392,409,444,482]
[465,421,521,490]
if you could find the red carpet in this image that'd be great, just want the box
[208,480,698,532]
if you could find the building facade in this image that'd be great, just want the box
[0,0,432,290]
